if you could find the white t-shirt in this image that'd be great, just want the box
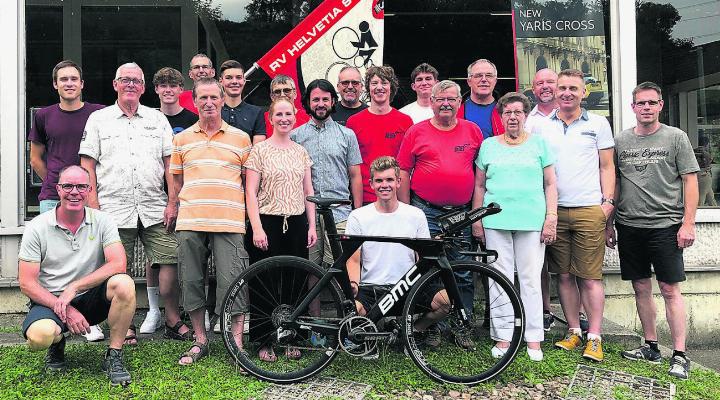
[524,104,555,134]
[533,109,614,207]
[399,101,434,124]
[345,202,431,285]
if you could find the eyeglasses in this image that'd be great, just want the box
[501,110,525,117]
[191,64,213,70]
[272,87,295,96]
[116,77,144,86]
[468,73,496,80]
[339,80,361,87]
[58,183,91,193]
[634,100,660,107]
[432,97,459,104]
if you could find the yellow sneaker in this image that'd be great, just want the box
[583,338,604,362]
[554,331,583,351]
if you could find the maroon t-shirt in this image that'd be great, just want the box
[28,102,105,201]
[397,119,483,206]
[347,108,413,203]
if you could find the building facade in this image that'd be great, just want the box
[1,0,719,341]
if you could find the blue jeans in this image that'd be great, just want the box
[410,196,474,315]
[39,199,59,213]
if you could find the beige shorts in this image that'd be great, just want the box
[546,206,606,280]
[119,221,178,269]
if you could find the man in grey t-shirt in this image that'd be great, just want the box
[607,82,699,380]
[18,165,136,385]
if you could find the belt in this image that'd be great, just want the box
[411,192,470,212]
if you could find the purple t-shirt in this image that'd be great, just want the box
[28,103,105,200]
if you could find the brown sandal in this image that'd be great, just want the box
[164,321,193,341]
[123,324,138,346]
[179,340,209,366]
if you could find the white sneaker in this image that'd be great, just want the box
[139,309,163,334]
[491,345,508,359]
[204,310,211,332]
[213,320,221,334]
[527,347,544,361]
[83,325,105,342]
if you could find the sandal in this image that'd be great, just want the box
[258,346,277,362]
[164,321,194,341]
[123,324,138,346]
[285,347,302,360]
[179,340,210,366]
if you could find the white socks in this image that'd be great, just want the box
[146,286,160,313]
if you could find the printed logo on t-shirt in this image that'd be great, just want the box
[173,127,184,135]
[619,146,670,170]
[385,129,402,139]
[81,130,87,141]
[454,143,471,152]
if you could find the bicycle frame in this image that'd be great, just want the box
[283,205,472,336]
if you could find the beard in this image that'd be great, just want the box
[310,106,331,121]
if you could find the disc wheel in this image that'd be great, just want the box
[220,256,346,383]
[402,261,525,385]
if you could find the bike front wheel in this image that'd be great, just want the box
[402,261,525,385]
[220,256,346,384]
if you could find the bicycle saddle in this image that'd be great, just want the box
[306,196,353,207]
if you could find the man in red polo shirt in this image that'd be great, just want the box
[397,80,483,349]
[347,65,413,205]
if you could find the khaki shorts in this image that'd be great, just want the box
[309,218,347,267]
[119,221,178,269]
[546,206,606,280]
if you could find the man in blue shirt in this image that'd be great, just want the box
[458,59,504,138]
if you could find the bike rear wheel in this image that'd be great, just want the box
[220,256,346,384]
[402,261,525,385]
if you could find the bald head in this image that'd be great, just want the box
[532,68,558,105]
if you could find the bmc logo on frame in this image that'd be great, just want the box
[378,265,421,314]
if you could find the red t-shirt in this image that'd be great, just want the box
[397,119,483,206]
[264,109,310,137]
[347,108,413,203]
[179,90,199,115]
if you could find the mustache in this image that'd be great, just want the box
[440,105,454,111]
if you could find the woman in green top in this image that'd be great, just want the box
[471,92,558,362]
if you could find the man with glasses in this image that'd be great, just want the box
[18,165,136,385]
[399,63,439,124]
[347,65,413,205]
[80,63,182,346]
[333,66,367,126]
[533,69,615,362]
[397,80,483,349]
[219,60,266,144]
[458,59,505,138]
[608,82,699,379]
[263,74,310,136]
[179,53,216,114]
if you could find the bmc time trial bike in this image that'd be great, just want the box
[220,197,525,386]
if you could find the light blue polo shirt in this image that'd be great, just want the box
[18,207,121,295]
[532,109,614,207]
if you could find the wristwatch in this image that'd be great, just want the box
[602,198,615,206]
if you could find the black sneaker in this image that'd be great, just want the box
[102,348,132,386]
[452,326,476,351]
[543,311,555,332]
[621,344,662,364]
[45,336,67,372]
[668,355,690,380]
[579,312,589,333]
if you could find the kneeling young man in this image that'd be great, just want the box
[18,165,136,386]
[345,156,449,348]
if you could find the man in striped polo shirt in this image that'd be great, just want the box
[170,77,252,366]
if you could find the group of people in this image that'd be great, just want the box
[19,53,699,385]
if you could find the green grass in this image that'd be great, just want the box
[0,340,718,399]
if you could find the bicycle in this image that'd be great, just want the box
[220,196,525,385]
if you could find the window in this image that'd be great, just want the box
[636,0,720,207]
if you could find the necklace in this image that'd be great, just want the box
[503,131,527,145]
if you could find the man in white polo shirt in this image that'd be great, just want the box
[533,69,615,362]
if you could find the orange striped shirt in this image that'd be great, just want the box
[170,122,252,233]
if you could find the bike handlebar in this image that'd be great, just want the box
[437,202,502,236]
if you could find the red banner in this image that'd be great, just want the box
[256,0,363,75]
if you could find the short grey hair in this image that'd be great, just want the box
[115,62,145,82]
[192,77,225,100]
[431,80,462,98]
[466,59,497,76]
